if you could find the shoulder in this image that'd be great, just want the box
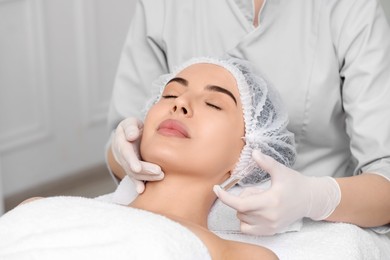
[285,0,384,20]
[19,196,44,206]
[178,219,278,260]
[222,240,278,260]
[323,0,384,22]
[325,0,388,47]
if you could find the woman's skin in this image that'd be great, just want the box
[253,0,265,27]
[130,63,278,259]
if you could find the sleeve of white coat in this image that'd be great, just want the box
[107,0,169,132]
[334,0,390,182]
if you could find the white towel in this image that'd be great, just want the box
[1,196,389,259]
[214,219,390,260]
[0,196,211,260]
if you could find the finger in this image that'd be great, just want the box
[121,142,142,173]
[213,185,259,212]
[122,118,143,141]
[240,222,261,236]
[237,212,258,224]
[240,222,276,236]
[213,185,242,210]
[252,150,285,181]
[130,172,164,182]
[123,162,164,182]
[111,127,125,163]
[140,161,164,178]
[133,179,145,194]
[236,206,268,225]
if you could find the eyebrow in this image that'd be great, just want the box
[166,77,188,86]
[166,77,237,105]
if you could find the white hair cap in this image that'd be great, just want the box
[144,56,296,185]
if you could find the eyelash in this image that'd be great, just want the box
[162,95,221,110]
[162,95,177,99]
[206,102,221,110]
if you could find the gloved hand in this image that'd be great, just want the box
[213,150,341,236]
[111,117,164,193]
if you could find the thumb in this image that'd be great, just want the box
[122,118,143,141]
[213,185,243,211]
[214,185,262,212]
[133,179,146,194]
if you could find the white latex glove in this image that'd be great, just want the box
[213,150,341,236]
[111,117,164,193]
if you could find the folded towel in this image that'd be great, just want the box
[0,196,211,260]
[214,219,390,260]
[110,176,302,233]
[2,196,389,259]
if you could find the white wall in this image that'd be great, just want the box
[0,0,136,210]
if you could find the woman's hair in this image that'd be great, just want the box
[143,56,296,185]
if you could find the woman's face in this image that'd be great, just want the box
[140,63,245,182]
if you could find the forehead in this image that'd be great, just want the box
[175,63,238,91]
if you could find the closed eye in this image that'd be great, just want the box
[162,95,178,99]
[206,102,221,110]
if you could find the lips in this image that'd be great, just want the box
[157,119,190,138]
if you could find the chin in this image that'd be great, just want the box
[141,141,175,169]
[141,133,189,166]
[141,146,201,176]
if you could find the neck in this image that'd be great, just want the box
[253,0,265,27]
[129,173,218,228]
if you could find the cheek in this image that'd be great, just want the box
[195,116,244,170]
[140,105,161,161]
[140,127,151,161]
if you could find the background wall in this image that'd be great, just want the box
[0,0,390,214]
[0,0,136,213]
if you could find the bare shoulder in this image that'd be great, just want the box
[222,240,279,260]
[19,197,44,206]
[176,218,278,260]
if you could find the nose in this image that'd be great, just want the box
[171,96,192,117]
